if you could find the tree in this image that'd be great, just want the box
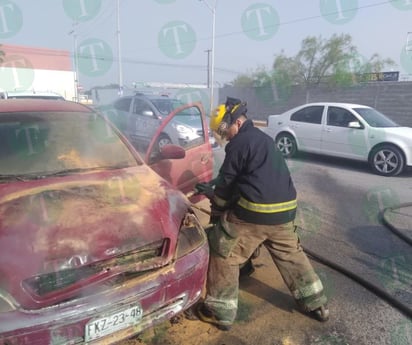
[330,52,396,86]
[274,34,359,101]
[231,66,272,87]
[276,34,397,100]
[230,66,285,107]
[230,73,255,87]
[272,50,299,101]
[362,53,396,73]
[232,34,396,102]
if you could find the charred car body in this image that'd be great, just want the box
[0,99,211,344]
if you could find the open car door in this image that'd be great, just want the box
[144,102,214,202]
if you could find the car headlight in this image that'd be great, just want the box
[175,124,191,134]
[176,212,207,259]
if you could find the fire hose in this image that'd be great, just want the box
[303,203,412,319]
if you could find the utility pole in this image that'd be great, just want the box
[69,22,79,102]
[205,49,211,88]
[210,2,216,112]
[199,0,217,113]
[116,0,123,96]
[406,31,412,53]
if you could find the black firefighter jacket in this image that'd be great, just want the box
[213,119,297,225]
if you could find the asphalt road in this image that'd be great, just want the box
[125,147,412,345]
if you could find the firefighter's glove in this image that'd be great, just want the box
[194,182,215,199]
[209,202,225,224]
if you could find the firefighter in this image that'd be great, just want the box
[194,97,329,331]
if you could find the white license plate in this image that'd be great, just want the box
[85,305,143,341]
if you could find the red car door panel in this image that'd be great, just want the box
[145,102,213,201]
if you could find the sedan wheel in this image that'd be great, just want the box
[276,133,297,158]
[369,145,404,176]
[157,134,172,150]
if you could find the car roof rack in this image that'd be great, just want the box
[133,90,170,97]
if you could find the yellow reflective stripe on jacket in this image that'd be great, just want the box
[238,197,297,214]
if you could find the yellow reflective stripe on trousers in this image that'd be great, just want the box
[292,279,324,300]
[238,197,297,214]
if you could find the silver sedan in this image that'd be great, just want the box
[266,102,412,176]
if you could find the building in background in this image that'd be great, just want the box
[0,44,75,101]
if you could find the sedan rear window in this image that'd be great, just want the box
[290,106,323,124]
[0,111,140,177]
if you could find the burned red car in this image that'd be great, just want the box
[0,99,211,344]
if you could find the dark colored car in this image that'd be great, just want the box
[0,99,210,344]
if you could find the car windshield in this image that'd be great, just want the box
[151,98,203,129]
[151,98,185,115]
[174,106,203,129]
[353,107,400,128]
[0,111,140,177]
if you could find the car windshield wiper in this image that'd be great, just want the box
[40,163,133,178]
[0,174,29,182]
[0,163,133,182]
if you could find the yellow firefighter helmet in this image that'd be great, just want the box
[209,104,227,132]
[209,97,245,130]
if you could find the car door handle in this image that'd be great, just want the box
[324,128,332,132]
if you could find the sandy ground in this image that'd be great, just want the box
[122,258,331,345]
[120,199,334,345]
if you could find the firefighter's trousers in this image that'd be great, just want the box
[204,211,327,324]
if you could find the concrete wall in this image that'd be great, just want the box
[219,82,412,127]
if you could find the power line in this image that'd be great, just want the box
[4,0,396,84]
[61,1,392,55]
[116,1,395,55]
[24,1,394,60]
[2,46,241,75]
[205,0,395,41]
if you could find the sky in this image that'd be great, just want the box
[1,0,412,91]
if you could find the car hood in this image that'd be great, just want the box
[370,127,412,142]
[376,126,412,141]
[0,166,189,309]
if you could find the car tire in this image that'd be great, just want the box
[369,145,405,176]
[276,133,297,158]
[157,134,172,150]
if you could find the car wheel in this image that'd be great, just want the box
[276,133,297,158]
[157,134,172,150]
[369,145,405,176]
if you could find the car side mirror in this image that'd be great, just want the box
[159,144,186,159]
[142,110,154,117]
[348,121,362,129]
